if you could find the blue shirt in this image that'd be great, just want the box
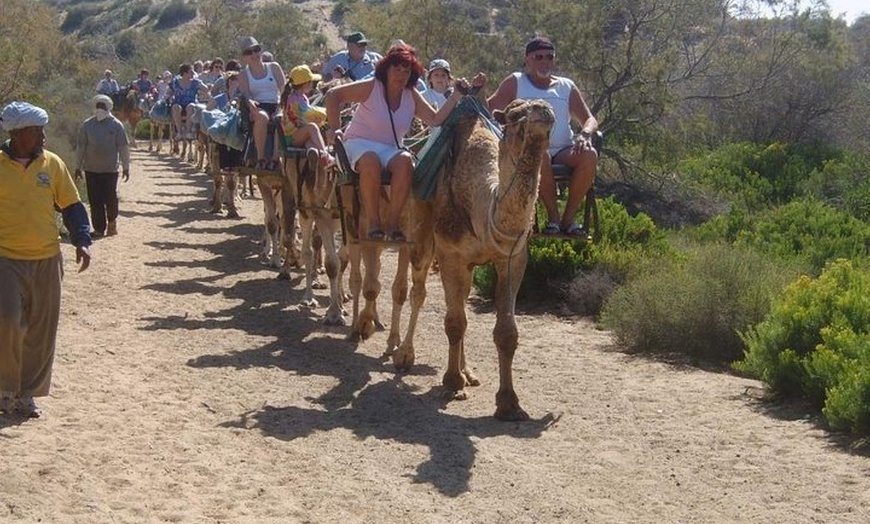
[323,50,383,81]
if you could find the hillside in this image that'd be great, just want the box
[43,0,346,54]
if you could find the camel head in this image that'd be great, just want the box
[493,99,554,172]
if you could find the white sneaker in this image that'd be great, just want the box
[15,397,41,418]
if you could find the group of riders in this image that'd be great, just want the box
[95,32,599,241]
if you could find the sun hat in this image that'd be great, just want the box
[0,101,49,131]
[239,36,261,52]
[427,59,451,75]
[92,94,114,111]
[289,65,322,86]
[162,70,172,79]
[345,32,368,44]
[525,36,555,55]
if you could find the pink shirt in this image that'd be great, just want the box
[344,80,415,146]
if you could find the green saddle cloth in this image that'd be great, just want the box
[412,96,501,201]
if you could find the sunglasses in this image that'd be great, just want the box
[243,47,261,56]
[533,53,555,61]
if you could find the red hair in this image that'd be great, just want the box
[374,44,424,89]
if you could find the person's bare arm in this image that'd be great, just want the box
[486,74,518,113]
[569,86,597,134]
[324,78,376,143]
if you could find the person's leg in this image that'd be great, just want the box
[85,172,107,235]
[171,104,184,137]
[554,148,597,231]
[537,151,560,230]
[0,258,27,399]
[385,151,414,237]
[253,109,268,165]
[356,152,384,238]
[103,172,120,236]
[19,255,62,400]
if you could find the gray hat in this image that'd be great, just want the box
[428,59,451,74]
[0,101,49,131]
[239,36,261,52]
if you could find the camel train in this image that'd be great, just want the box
[135,72,594,420]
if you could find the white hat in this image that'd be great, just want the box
[0,101,49,131]
[93,94,113,111]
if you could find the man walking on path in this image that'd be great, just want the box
[0,101,92,419]
[75,94,131,237]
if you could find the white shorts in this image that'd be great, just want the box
[343,138,408,171]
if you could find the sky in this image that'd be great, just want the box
[827,0,867,23]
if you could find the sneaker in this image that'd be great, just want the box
[14,397,41,418]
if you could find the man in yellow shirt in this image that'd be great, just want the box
[0,101,92,418]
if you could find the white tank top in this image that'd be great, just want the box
[514,72,575,151]
[245,64,279,104]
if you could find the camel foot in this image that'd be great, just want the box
[209,206,222,214]
[442,388,468,401]
[442,370,468,392]
[359,320,376,340]
[374,319,386,332]
[300,296,319,309]
[324,311,347,327]
[276,271,292,281]
[462,369,481,387]
[392,346,415,371]
[313,279,327,290]
[494,389,528,421]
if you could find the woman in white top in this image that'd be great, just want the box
[237,36,286,170]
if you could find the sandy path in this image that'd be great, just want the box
[1,149,867,523]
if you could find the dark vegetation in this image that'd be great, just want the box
[4,0,870,434]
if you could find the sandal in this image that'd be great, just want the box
[14,396,41,418]
[564,222,591,240]
[387,230,407,243]
[367,229,386,241]
[542,222,561,235]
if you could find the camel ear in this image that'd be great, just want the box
[492,109,506,125]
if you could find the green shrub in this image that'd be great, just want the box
[695,199,870,274]
[735,259,870,433]
[601,243,798,364]
[472,198,670,312]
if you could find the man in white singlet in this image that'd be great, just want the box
[487,37,599,238]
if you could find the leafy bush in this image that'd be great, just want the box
[678,141,856,213]
[61,4,103,33]
[695,199,870,274]
[735,260,870,433]
[601,243,799,364]
[155,0,197,30]
[472,198,670,313]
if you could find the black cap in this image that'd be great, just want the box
[525,37,555,55]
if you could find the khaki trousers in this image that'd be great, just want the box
[0,254,63,397]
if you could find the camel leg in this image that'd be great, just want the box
[258,183,281,267]
[225,171,239,218]
[385,246,411,357]
[491,253,530,421]
[391,247,430,370]
[299,215,319,308]
[278,175,298,279]
[439,257,474,399]
[316,216,346,326]
[210,168,223,213]
[346,242,364,341]
[356,244,382,340]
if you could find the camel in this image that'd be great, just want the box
[112,87,144,148]
[384,96,555,421]
[148,100,174,153]
[286,149,347,326]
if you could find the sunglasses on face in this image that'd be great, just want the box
[534,53,555,61]
[243,48,261,56]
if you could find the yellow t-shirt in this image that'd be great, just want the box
[0,148,82,260]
